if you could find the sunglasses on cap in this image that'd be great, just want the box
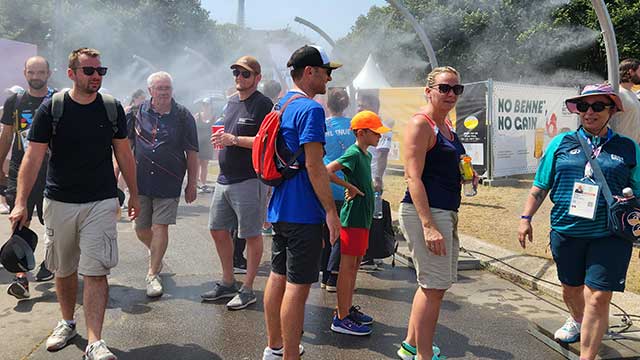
[574,101,614,113]
[431,83,464,95]
[74,66,108,76]
[232,69,252,79]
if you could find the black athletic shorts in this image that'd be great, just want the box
[271,222,323,284]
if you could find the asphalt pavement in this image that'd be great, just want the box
[0,189,568,360]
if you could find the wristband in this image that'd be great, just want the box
[520,215,532,221]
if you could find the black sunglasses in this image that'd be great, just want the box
[431,83,464,95]
[74,66,108,76]
[575,101,614,113]
[317,67,332,77]
[232,69,252,79]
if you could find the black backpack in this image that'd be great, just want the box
[365,199,398,265]
[50,90,118,136]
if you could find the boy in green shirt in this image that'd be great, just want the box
[326,110,390,336]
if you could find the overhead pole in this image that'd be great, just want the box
[591,0,619,91]
[385,0,438,70]
[293,17,337,48]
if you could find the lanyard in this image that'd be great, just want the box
[578,127,612,178]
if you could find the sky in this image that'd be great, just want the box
[201,0,388,46]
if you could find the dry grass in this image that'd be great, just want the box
[383,173,640,294]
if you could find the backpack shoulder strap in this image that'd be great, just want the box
[101,93,119,135]
[277,94,306,113]
[51,91,66,136]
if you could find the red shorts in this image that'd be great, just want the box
[340,227,369,256]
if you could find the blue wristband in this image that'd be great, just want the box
[520,215,533,221]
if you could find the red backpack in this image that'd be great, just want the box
[252,94,306,186]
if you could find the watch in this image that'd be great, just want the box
[232,135,239,146]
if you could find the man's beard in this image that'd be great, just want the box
[631,73,640,85]
[28,79,46,90]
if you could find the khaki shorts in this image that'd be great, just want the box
[399,203,459,289]
[43,198,119,277]
[134,196,180,230]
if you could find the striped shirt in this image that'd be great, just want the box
[534,128,640,238]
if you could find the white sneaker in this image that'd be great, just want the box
[84,339,117,360]
[554,317,581,343]
[46,320,78,351]
[145,274,163,298]
[0,204,9,214]
[262,344,305,360]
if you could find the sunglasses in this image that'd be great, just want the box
[574,101,614,113]
[74,66,108,76]
[431,83,464,95]
[232,69,252,79]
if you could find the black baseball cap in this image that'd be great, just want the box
[0,227,38,273]
[287,45,342,70]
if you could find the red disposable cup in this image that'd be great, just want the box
[211,125,224,150]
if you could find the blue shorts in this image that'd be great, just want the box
[550,230,633,292]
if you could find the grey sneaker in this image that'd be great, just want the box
[226,287,257,310]
[46,320,77,351]
[201,281,239,301]
[145,274,163,298]
[83,339,117,360]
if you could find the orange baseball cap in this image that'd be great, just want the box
[350,110,390,134]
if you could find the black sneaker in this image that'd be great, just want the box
[233,259,247,274]
[324,273,337,292]
[7,277,30,299]
[359,259,378,271]
[35,262,54,282]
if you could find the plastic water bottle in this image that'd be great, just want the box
[460,155,477,197]
[374,192,383,219]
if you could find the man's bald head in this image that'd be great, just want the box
[24,56,50,72]
[23,56,51,91]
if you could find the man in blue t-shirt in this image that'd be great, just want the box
[262,45,341,360]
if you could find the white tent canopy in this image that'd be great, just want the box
[352,54,391,90]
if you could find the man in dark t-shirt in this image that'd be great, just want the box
[201,56,272,310]
[9,48,140,360]
[0,56,55,300]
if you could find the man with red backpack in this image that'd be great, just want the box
[261,45,341,360]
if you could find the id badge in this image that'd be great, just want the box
[19,129,29,150]
[568,181,600,220]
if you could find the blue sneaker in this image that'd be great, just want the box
[331,314,372,336]
[349,305,373,325]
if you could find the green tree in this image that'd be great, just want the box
[337,0,640,86]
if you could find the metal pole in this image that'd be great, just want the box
[293,17,337,48]
[591,0,619,91]
[385,0,438,70]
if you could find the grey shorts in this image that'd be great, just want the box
[43,198,119,277]
[208,178,268,238]
[134,195,180,230]
[399,203,459,290]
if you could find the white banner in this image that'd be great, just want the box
[491,82,579,177]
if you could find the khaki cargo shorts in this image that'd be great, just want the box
[134,195,180,230]
[399,202,459,290]
[43,198,119,277]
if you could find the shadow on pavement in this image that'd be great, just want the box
[64,336,222,360]
[12,282,58,312]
